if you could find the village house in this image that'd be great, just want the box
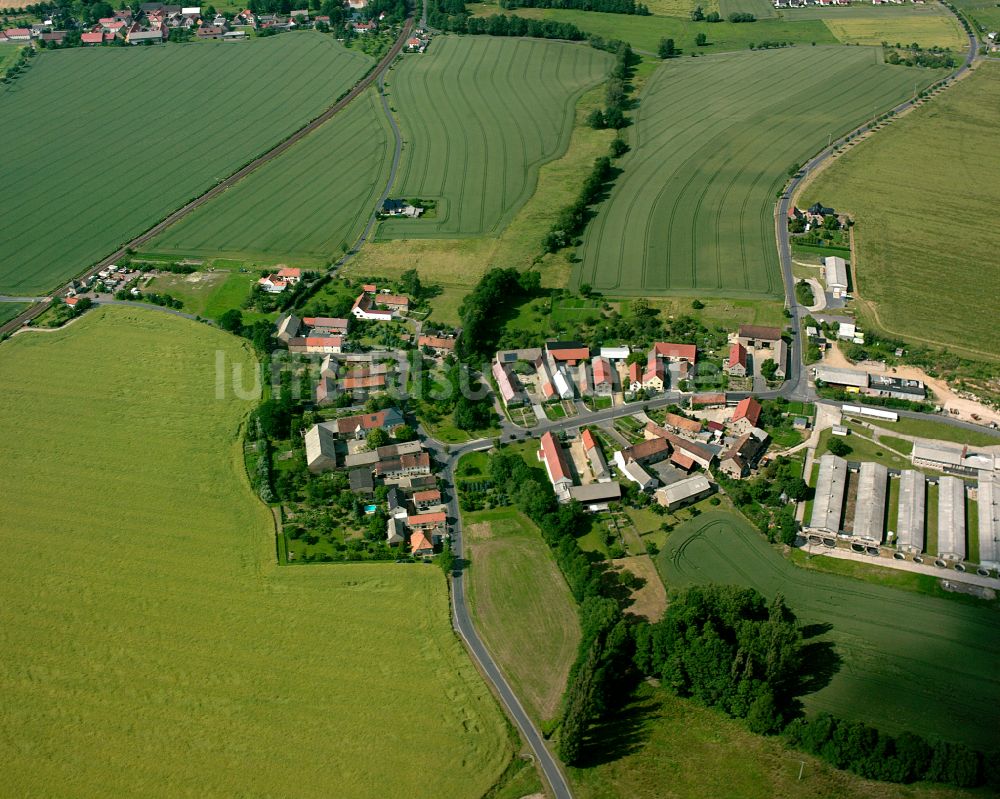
[538,431,574,501]
[492,361,523,407]
[581,429,611,481]
[546,341,590,366]
[736,324,782,350]
[376,452,431,481]
[304,316,349,335]
[409,529,435,556]
[381,198,422,216]
[591,356,614,396]
[718,429,769,479]
[417,334,456,354]
[726,342,748,377]
[730,396,763,436]
[412,489,443,512]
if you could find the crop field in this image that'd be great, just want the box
[0,34,372,296]
[804,62,1000,356]
[147,89,391,261]
[656,510,1000,749]
[374,36,612,239]
[0,308,513,797]
[720,0,778,20]
[782,3,966,49]
[463,507,580,724]
[474,5,838,53]
[0,42,22,69]
[574,47,936,297]
[646,0,719,16]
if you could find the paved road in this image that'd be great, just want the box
[0,17,414,339]
[773,11,978,405]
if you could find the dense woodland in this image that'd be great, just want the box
[498,0,650,15]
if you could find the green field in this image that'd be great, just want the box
[574,46,934,297]
[138,264,275,321]
[463,507,580,724]
[865,415,1000,447]
[475,5,837,53]
[656,510,1000,749]
[804,62,1000,357]
[374,36,612,239]
[0,42,23,70]
[720,0,778,19]
[949,0,1000,32]
[0,301,30,326]
[570,683,981,799]
[147,88,391,261]
[783,3,966,48]
[0,308,513,797]
[0,35,372,295]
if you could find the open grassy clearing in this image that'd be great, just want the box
[139,264,276,322]
[0,34,372,296]
[0,301,30,326]
[0,41,22,69]
[375,36,611,239]
[569,682,983,799]
[0,308,513,797]
[803,62,1000,356]
[146,88,391,262]
[782,3,966,48]
[472,4,837,53]
[656,509,1000,749]
[575,46,935,297]
[864,415,1000,447]
[646,0,718,16]
[463,506,580,725]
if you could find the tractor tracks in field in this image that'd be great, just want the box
[0,16,414,338]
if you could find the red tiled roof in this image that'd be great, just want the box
[413,489,441,503]
[728,342,747,369]
[665,412,701,433]
[539,431,571,483]
[628,361,642,383]
[671,451,695,470]
[592,356,611,385]
[409,511,446,526]
[623,437,669,463]
[409,530,434,553]
[548,346,590,362]
[692,392,726,407]
[733,396,762,426]
[341,375,385,389]
[418,335,455,350]
[304,336,341,348]
[81,31,104,42]
[581,429,599,452]
[277,267,301,278]
[652,342,697,362]
[738,324,781,341]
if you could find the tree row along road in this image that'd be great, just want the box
[0,16,414,338]
[773,7,978,403]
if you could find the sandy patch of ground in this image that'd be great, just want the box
[466,522,493,541]
[612,555,667,621]
[821,344,1000,426]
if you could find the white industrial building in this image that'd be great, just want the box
[976,474,999,568]
[809,453,847,534]
[852,461,887,544]
[936,476,967,562]
[895,470,925,554]
[824,255,849,298]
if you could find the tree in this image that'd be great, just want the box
[609,136,628,157]
[585,108,606,129]
[218,308,244,333]
[695,32,707,46]
[691,298,705,309]
[393,424,418,442]
[399,268,422,299]
[438,540,456,574]
[690,4,703,19]
[823,214,840,230]
[827,437,851,457]
[761,359,779,381]
[658,37,676,58]
[366,427,389,449]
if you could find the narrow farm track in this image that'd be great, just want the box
[0,21,412,337]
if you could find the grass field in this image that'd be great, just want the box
[0,41,22,70]
[864,415,1000,447]
[0,308,513,797]
[951,0,1000,32]
[720,0,779,19]
[782,3,966,48]
[374,36,611,240]
[569,682,983,799]
[473,5,838,53]
[0,34,372,295]
[0,301,30,326]
[656,509,1000,749]
[803,62,1000,357]
[463,506,580,724]
[140,265,273,321]
[146,88,391,262]
[574,46,935,297]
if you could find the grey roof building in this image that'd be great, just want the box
[936,476,967,561]
[852,461,887,544]
[976,474,999,568]
[349,468,374,495]
[304,424,338,473]
[895,470,925,554]
[810,453,847,534]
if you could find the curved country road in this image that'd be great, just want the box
[0,16,414,338]
[774,11,978,402]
